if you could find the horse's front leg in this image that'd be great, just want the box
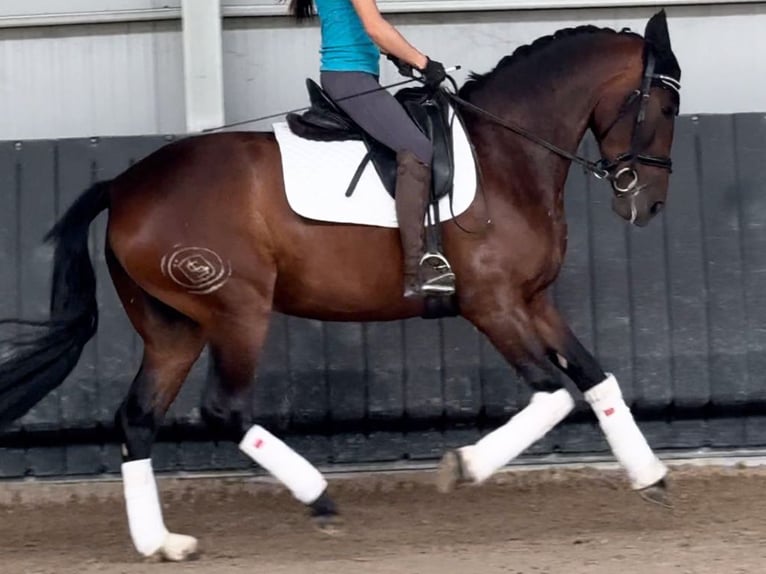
[533,296,669,505]
[438,301,576,492]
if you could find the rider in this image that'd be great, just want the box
[290,0,455,298]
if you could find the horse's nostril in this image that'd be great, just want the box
[650,201,665,215]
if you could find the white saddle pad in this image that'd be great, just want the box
[273,108,477,228]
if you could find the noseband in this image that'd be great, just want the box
[446,46,682,199]
[593,50,681,197]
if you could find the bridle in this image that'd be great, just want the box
[592,49,680,196]
[445,46,681,198]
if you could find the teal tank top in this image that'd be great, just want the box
[315,0,380,76]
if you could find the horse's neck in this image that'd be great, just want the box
[468,36,641,195]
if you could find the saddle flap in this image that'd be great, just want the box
[398,88,455,202]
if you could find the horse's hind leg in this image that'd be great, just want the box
[108,249,205,561]
[533,296,668,504]
[439,302,576,492]
[200,304,340,531]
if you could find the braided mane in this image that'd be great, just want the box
[459,25,642,98]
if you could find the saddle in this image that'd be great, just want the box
[286,79,456,203]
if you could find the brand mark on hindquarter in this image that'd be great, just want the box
[160,246,232,294]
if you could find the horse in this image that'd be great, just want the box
[0,10,681,562]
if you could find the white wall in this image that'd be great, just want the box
[224,4,766,132]
[0,21,185,140]
[0,2,764,140]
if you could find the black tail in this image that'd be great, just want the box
[0,181,111,427]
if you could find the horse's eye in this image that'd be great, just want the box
[661,105,678,117]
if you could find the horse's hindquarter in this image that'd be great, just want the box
[106,132,289,321]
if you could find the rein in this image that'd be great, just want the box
[202,76,434,132]
[445,49,681,196]
[202,67,461,133]
[445,92,612,179]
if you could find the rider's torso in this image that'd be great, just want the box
[315,0,380,76]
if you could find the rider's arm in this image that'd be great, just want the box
[350,0,428,70]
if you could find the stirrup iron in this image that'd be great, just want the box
[420,251,452,270]
[419,252,456,295]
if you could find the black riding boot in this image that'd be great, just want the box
[395,150,455,298]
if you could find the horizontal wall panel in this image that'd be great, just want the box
[0,112,765,478]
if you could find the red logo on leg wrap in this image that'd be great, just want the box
[254,438,264,449]
[604,408,615,417]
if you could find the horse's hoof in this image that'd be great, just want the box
[436,449,468,493]
[151,533,200,562]
[639,478,672,509]
[309,490,343,536]
[313,512,345,536]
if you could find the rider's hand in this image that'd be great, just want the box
[420,58,447,88]
[386,54,414,78]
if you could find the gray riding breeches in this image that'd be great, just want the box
[320,70,433,165]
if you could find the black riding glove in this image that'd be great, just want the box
[419,58,447,88]
[386,54,414,78]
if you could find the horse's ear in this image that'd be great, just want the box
[644,9,672,52]
[644,9,681,80]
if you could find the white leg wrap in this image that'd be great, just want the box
[122,459,169,557]
[584,373,667,490]
[460,389,575,483]
[239,424,328,504]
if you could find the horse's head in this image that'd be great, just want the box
[591,10,682,226]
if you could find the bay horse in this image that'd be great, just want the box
[0,10,681,562]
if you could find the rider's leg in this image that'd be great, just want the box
[394,149,438,297]
[320,71,455,297]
